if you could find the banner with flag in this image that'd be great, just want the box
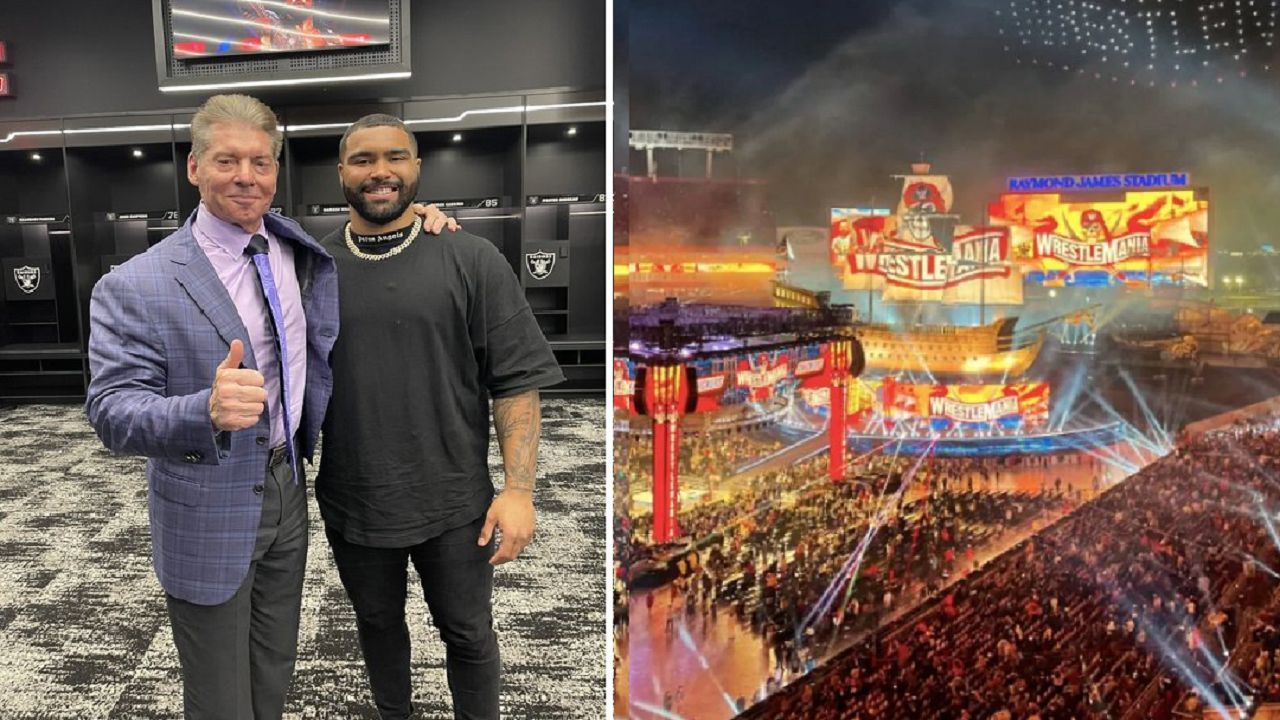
[613,358,635,413]
[888,175,954,252]
[830,208,892,267]
[690,357,730,413]
[939,226,1024,305]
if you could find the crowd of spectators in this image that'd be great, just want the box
[711,484,1060,679]
[626,453,1075,674]
[626,449,1095,550]
[1235,588,1280,707]
[618,428,793,492]
[739,415,1280,719]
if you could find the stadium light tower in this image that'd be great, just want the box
[630,130,734,179]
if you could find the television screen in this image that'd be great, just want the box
[170,0,391,59]
[988,188,1209,289]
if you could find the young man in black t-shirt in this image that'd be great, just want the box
[318,113,564,720]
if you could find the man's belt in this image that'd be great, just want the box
[268,443,290,470]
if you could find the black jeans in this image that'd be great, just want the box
[326,516,500,720]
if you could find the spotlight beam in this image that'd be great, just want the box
[674,623,743,715]
[1116,368,1173,450]
[796,439,934,640]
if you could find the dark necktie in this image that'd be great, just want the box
[245,234,297,482]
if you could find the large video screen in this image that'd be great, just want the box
[988,189,1209,288]
[170,0,391,58]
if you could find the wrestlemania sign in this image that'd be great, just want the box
[988,190,1209,288]
[735,350,793,403]
[843,227,1011,290]
[832,174,1023,304]
[884,381,1050,428]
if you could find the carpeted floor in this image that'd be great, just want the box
[0,398,607,719]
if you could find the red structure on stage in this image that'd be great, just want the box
[634,335,863,544]
[828,339,852,482]
[643,364,691,544]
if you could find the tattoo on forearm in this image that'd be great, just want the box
[493,390,541,493]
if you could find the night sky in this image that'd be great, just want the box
[627,0,1280,261]
[629,1,932,132]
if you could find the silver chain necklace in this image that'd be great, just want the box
[344,216,422,262]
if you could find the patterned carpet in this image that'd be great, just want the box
[0,398,607,719]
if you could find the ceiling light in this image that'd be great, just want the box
[158,71,412,93]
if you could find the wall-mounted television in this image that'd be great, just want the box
[170,0,391,59]
[152,0,410,92]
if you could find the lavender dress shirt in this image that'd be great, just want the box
[191,203,307,448]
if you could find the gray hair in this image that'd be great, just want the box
[339,113,418,160]
[190,94,283,159]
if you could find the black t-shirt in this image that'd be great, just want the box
[317,223,565,547]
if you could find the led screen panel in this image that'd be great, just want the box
[170,0,391,58]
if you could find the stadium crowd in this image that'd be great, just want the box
[739,416,1280,719]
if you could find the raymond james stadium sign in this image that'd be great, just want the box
[1006,172,1190,192]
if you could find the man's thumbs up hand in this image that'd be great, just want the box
[209,339,268,432]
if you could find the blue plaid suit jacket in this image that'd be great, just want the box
[86,210,338,605]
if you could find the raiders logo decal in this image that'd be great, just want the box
[525,251,556,280]
[13,265,40,294]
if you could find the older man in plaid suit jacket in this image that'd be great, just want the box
[85,95,337,720]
